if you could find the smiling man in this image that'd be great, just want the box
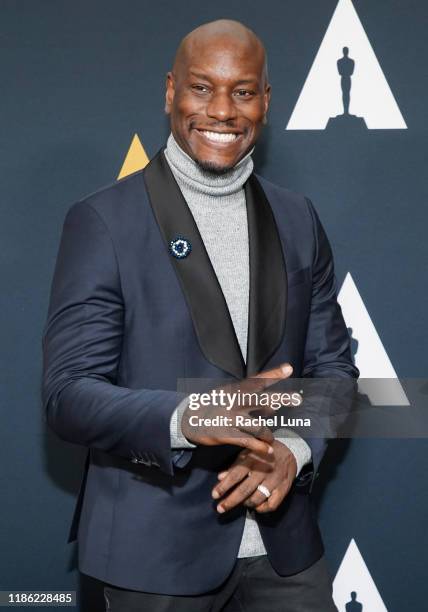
[42,18,357,612]
[165,20,269,173]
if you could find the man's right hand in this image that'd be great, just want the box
[180,363,293,456]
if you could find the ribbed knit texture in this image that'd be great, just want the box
[164,132,311,558]
[164,133,253,359]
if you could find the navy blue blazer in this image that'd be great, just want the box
[41,148,358,595]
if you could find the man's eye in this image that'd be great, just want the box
[192,85,209,93]
[235,90,254,97]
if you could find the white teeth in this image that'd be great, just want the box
[199,130,238,143]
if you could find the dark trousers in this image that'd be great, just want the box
[103,554,338,612]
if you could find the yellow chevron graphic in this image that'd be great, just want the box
[118,134,149,179]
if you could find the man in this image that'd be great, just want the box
[42,19,358,612]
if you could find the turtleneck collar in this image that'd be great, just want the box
[163,132,254,197]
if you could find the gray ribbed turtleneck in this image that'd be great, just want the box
[164,133,253,359]
[164,132,311,559]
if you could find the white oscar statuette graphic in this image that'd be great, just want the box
[338,272,409,405]
[286,0,407,130]
[333,538,388,611]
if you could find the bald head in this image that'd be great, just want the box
[173,19,268,86]
[165,19,271,173]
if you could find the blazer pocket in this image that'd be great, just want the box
[287,266,311,288]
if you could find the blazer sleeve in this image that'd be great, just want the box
[41,200,188,476]
[299,197,359,488]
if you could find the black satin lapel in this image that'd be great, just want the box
[143,149,245,380]
[245,174,287,376]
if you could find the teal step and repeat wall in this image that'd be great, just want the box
[1,1,427,610]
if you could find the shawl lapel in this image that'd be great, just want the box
[143,149,287,380]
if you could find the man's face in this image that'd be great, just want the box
[165,36,271,173]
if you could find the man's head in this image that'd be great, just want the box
[343,46,349,56]
[165,19,270,174]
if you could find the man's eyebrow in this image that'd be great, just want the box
[188,71,212,81]
[188,70,259,86]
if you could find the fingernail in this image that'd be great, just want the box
[212,490,220,499]
[268,445,274,455]
[218,472,227,480]
[217,505,225,513]
[282,364,292,375]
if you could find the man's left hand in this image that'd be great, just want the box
[211,440,297,514]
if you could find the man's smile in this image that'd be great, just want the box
[164,18,270,170]
[193,128,243,146]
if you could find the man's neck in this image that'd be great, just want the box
[163,132,254,197]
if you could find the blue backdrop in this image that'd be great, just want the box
[1,1,427,610]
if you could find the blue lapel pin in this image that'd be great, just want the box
[169,236,192,259]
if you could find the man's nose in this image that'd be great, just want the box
[206,92,238,122]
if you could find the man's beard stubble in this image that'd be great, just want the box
[195,158,236,175]
[188,121,252,175]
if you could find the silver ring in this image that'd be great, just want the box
[257,484,271,498]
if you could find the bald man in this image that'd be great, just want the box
[42,19,357,612]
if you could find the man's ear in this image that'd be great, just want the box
[263,84,272,117]
[165,71,175,115]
